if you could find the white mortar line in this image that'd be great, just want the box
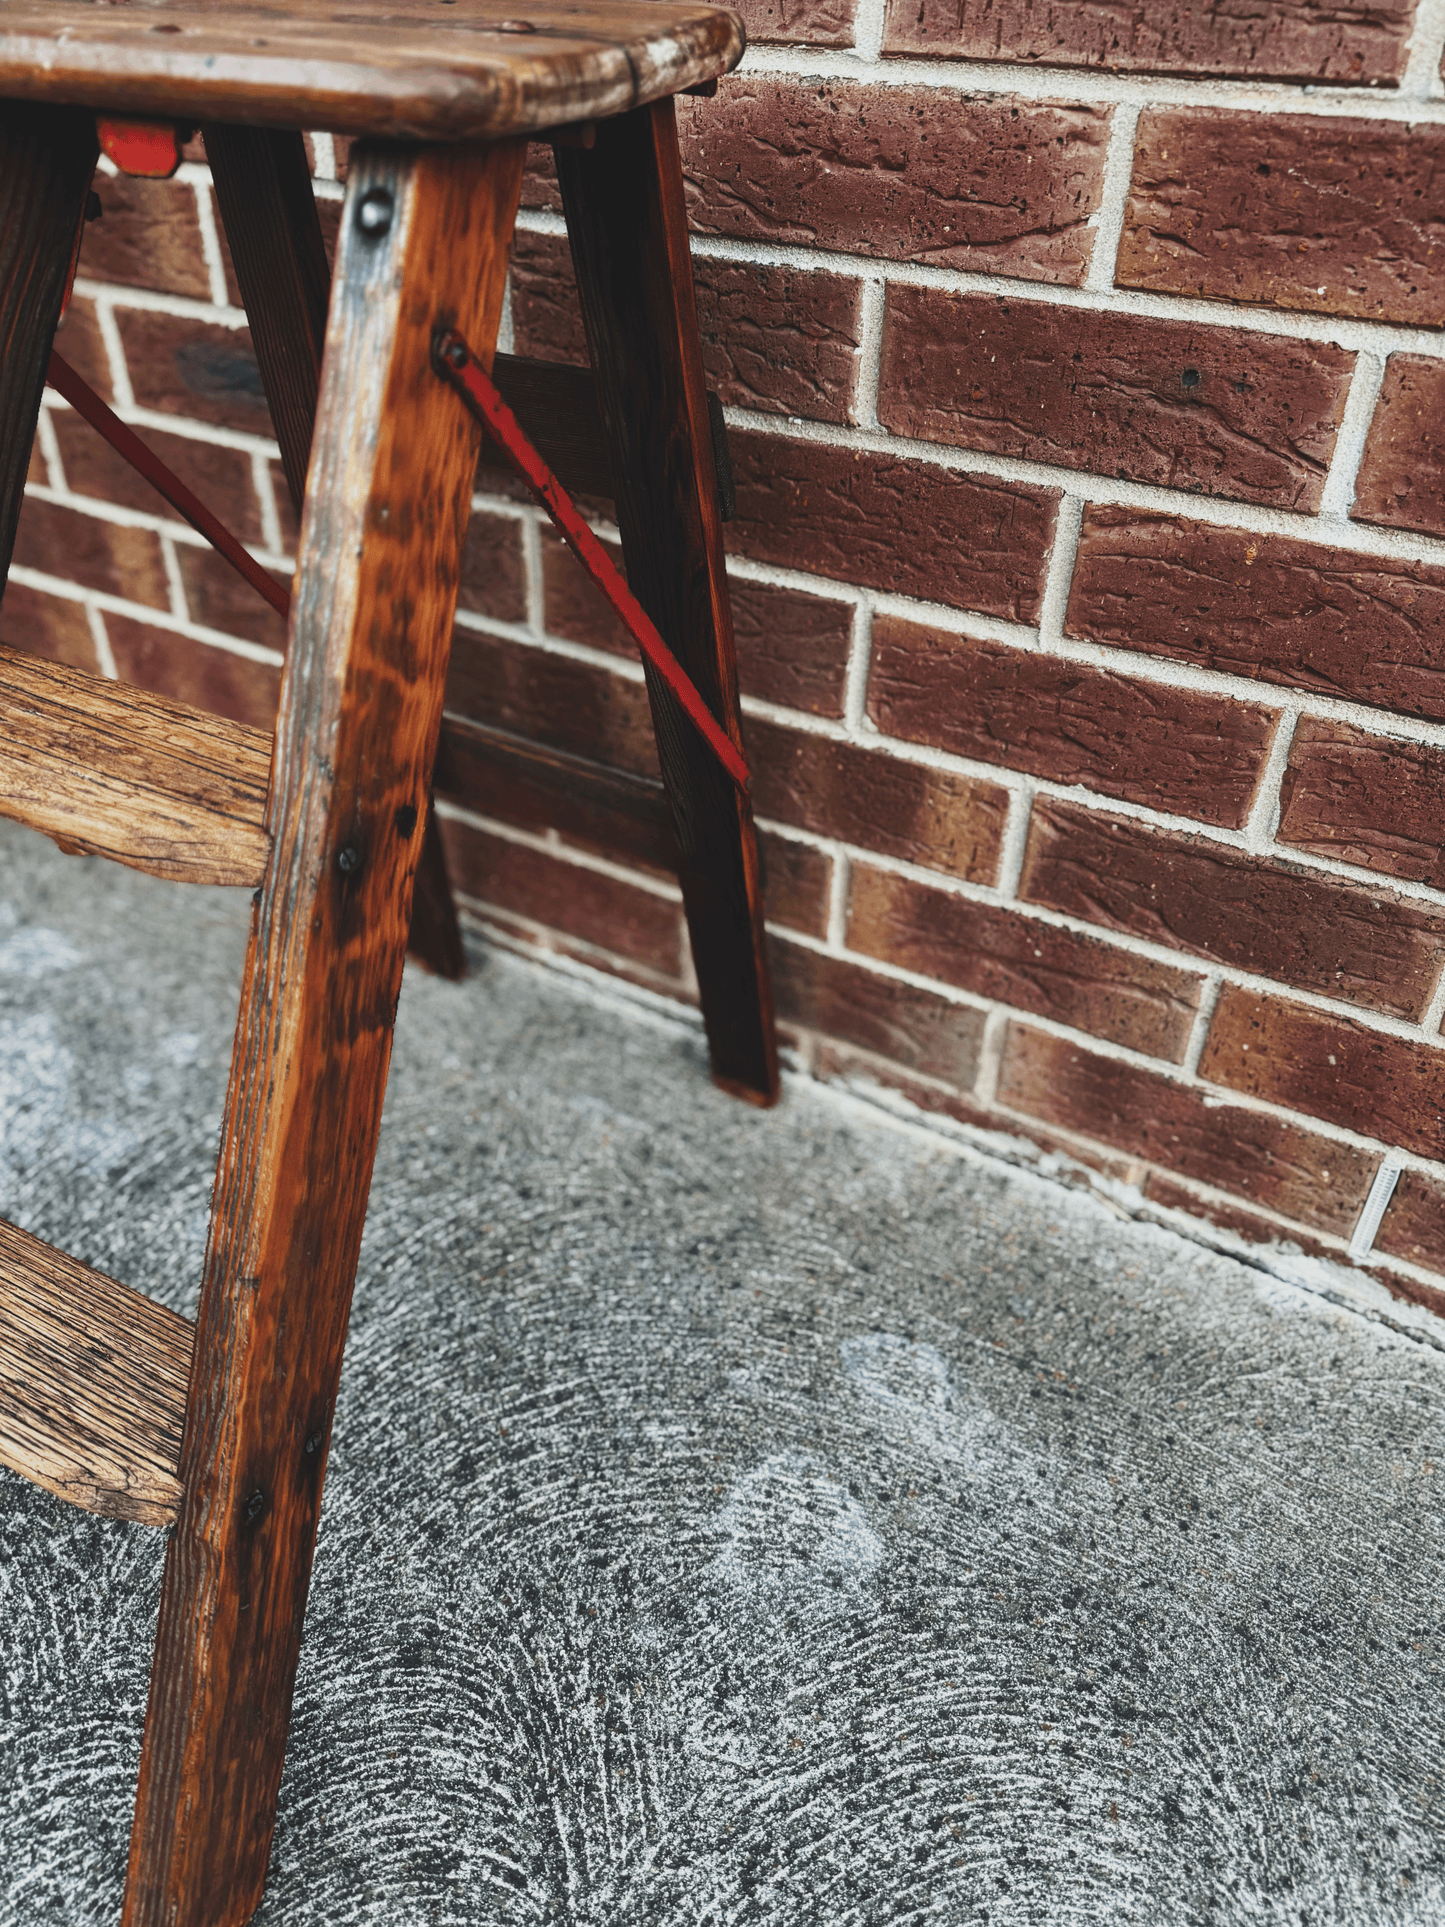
[518,505,545,633]
[1350,1159,1406,1257]
[1420,958,1445,1034]
[252,450,286,560]
[850,0,887,63]
[734,42,1445,116]
[1180,970,1224,1077]
[433,800,683,899]
[158,532,189,624]
[973,1006,1011,1105]
[22,482,294,570]
[92,300,136,410]
[991,782,1034,902]
[74,279,249,334]
[308,132,339,182]
[1241,705,1299,852]
[1317,352,1388,521]
[497,275,516,357]
[1082,103,1141,294]
[84,602,118,681]
[850,276,887,430]
[191,176,231,311]
[33,405,63,492]
[841,601,874,732]
[44,389,283,463]
[1035,494,1084,650]
[1401,0,1445,97]
[5,565,285,667]
[825,850,851,949]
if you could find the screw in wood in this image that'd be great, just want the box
[355,187,394,239]
[337,842,362,876]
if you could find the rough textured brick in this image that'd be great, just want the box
[175,544,289,653]
[542,525,853,716]
[736,0,857,44]
[868,617,1273,827]
[83,175,210,299]
[51,410,267,547]
[881,0,1415,79]
[1068,508,1445,722]
[1120,110,1445,327]
[1375,1169,1445,1276]
[1352,355,1445,539]
[748,717,1007,878]
[511,229,864,424]
[728,433,1055,618]
[678,82,1111,284]
[445,631,658,778]
[1278,720,1445,888]
[52,297,113,401]
[444,823,684,975]
[771,933,986,1083]
[0,581,101,673]
[1198,985,1445,1161]
[1022,799,1445,1021]
[760,832,832,936]
[106,617,280,729]
[999,1021,1375,1234]
[457,510,527,626]
[848,864,1204,1059]
[117,311,271,439]
[12,497,169,610]
[879,289,1351,510]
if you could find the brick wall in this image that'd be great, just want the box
[11,13,1445,1330]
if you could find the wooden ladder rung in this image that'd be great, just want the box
[0,642,272,886]
[0,1218,193,1528]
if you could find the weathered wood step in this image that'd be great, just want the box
[0,1218,193,1527]
[0,642,272,885]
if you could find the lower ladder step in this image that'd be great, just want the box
[0,642,272,886]
[0,1219,193,1527]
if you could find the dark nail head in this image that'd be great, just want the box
[337,842,362,875]
[305,1432,323,1456]
[244,1488,266,1521]
[356,187,394,239]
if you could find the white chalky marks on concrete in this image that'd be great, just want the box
[0,1013,134,1193]
[709,1450,884,1609]
[840,1331,950,1415]
[158,1030,201,1066]
[0,918,81,979]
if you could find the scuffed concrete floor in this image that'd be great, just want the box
[0,819,1442,1926]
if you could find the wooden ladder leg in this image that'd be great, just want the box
[204,122,469,981]
[121,135,525,1927]
[553,101,779,1106]
[0,103,97,589]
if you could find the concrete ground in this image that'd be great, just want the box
[0,819,1441,1926]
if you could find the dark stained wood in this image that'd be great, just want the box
[122,135,525,1927]
[407,791,468,979]
[0,101,97,590]
[0,2,745,143]
[0,640,271,886]
[491,351,615,498]
[203,123,330,516]
[0,1218,193,1529]
[555,100,778,1103]
[436,712,679,871]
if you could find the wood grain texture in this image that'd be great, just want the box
[492,351,615,498]
[0,102,97,588]
[0,1,744,142]
[555,100,778,1102]
[0,640,271,885]
[123,136,525,1927]
[0,1217,193,1529]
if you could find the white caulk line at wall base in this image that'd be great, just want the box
[1350,1161,1405,1261]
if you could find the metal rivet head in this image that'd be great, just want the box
[244,1488,266,1522]
[337,842,362,876]
[305,1432,323,1456]
[356,187,394,239]
[445,339,468,368]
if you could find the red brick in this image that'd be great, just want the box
[1278,720,1445,888]
[760,832,831,937]
[728,432,1055,618]
[868,617,1273,828]
[117,311,271,439]
[749,717,1007,879]
[678,81,1110,285]
[50,410,267,548]
[771,933,986,1083]
[1068,507,1445,723]
[881,0,1414,83]
[82,175,210,300]
[848,862,1204,1059]
[736,0,856,44]
[175,544,289,653]
[1198,984,1445,1161]
[1022,798,1445,1021]
[52,296,114,402]
[541,527,853,715]
[443,821,684,975]
[26,430,46,489]
[1000,1020,1375,1234]
[106,616,281,730]
[1375,1168,1445,1277]
[457,510,527,626]
[11,497,169,610]
[444,630,658,778]
[0,581,101,673]
[1120,110,1445,328]
[1352,355,1445,539]
[879,289,1350,511]
[206,184,343,310]
[511,230,864,424]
